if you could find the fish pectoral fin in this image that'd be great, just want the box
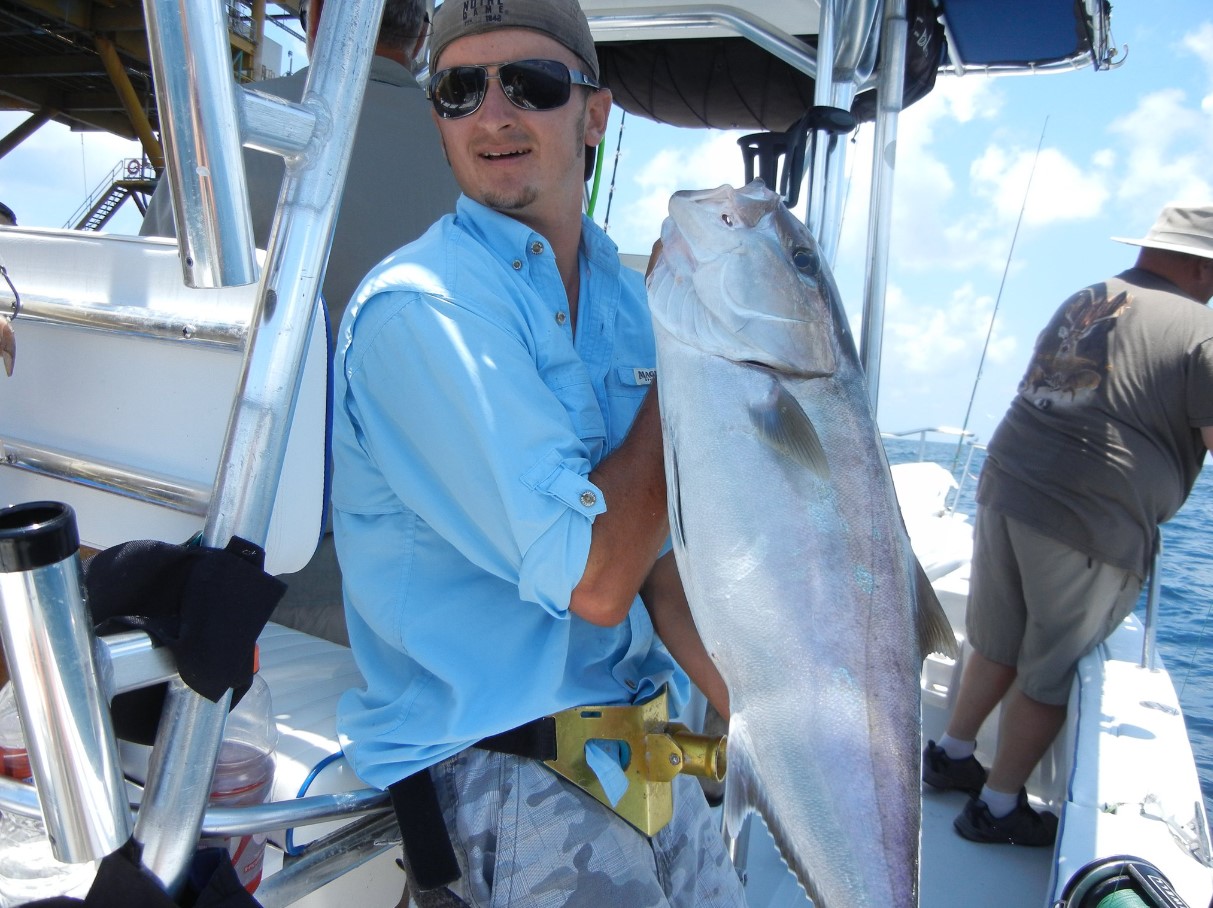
[915,559,958,660]
[748,384,829,479]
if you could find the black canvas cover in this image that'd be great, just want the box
[597,0,945,131]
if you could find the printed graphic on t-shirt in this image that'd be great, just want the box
[1017,286,1130,410]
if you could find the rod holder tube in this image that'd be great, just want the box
[0,501,132,862]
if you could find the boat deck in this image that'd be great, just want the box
[724,761,1053,907]
[920,789,1052,907]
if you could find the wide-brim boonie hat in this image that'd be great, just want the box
[431,0,600,80]
[1112,205,1213,260]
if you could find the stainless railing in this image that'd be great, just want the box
[1142,531,1162,671]
[134,0,384,892]
[0,504,395,868]
[884,425,977,465]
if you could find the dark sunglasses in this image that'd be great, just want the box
[427,59,600,120]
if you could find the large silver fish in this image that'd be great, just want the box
[646,181,956,908]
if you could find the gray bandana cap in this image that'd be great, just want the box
[431,0,600,81]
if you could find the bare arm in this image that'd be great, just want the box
[1203,425,1213,453]
[568,241,669,628]
[640,551,731,719]
[568,386,669,626]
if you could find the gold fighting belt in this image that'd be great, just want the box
[542,688,727,836]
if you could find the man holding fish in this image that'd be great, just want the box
[328,0,743,904]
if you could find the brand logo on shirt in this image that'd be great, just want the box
[634,368,656,385]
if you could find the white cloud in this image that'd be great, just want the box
[916,72,1004,127]
[1180,22,1213,74]
[610,129,748,247]
[872,280,1021,436]
[1107,87,1213,206]
[882,281,1017,377]
[1181,20,1213,117]
[970,145,1109,226]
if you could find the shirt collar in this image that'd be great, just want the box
[453,195,622,280]
[368,55,420,89]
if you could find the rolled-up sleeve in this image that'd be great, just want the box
[338,288,604,617]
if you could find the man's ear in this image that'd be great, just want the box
[584,87,613,148]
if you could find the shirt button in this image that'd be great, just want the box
[579,490,597,507]
[555,311,567,326]
[530,241,544,255]
[625,679,638,691]
[512,259,522,270]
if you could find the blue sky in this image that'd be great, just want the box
[2,2,1211,442]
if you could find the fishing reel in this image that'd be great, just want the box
[1054,855,1191,908]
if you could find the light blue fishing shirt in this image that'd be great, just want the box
[332,195,686,790]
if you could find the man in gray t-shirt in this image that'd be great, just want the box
[922,204,1213,846]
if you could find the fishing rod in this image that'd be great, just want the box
[601,110,627,232]
[950,117,1049,474]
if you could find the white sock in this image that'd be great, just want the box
[938,734,976,760]
[979,785,1019,818]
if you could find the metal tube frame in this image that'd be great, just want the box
[1,436,211,516]
[253,813,400,908]
[144,0,258,288]
[136,0,384,893]
[858,0,906,404]
[587,7,823,84]
[1,290,248,347]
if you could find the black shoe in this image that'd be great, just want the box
[922,740,988,795]
[953,789,1058,846]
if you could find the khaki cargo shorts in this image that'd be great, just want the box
[967,508,1143,706]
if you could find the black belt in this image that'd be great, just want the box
[387,716,559,894]
[474,715,557,761]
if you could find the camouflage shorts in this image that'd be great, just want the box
[427,747,748,907]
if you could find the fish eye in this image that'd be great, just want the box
[721,213,734,227]
[791,246,817,272]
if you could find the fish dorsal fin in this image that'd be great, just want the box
[915,559,958,660]
[748,382,829,480]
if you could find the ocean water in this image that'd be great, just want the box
[883,437,1213,807]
